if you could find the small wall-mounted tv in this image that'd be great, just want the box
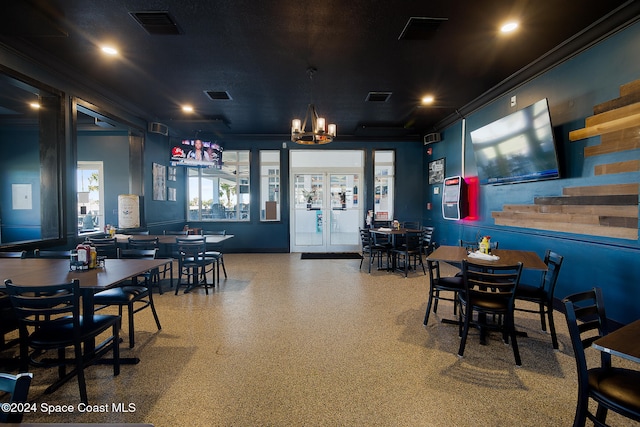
[469,98,560,185]
[171,139,223,168]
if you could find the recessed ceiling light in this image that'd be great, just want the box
[422,95,435,105]
[501,21,519,33]
[101,46,119,55]
[182,105,194,113]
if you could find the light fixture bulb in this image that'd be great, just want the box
[501,22,519,33]
[101,46,118,55]
[422,95,434,105]
[292,119,301,133]
[29,102,41,109]
[182,105,194,113]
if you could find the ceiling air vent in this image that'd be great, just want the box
[204,91,232,101]
[398,17,448,41]
[365,92,392,103]
[129,11,181,35]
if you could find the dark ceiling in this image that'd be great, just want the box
[0,0,637,140]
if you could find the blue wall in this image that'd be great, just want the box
[425,22,640,324]
[78,131,130,228]
[140,137,424,253]
[0,128,41,242]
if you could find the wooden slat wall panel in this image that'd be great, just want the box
[585,102,640,127]
[620,79,640,97]
[569,112,640,141]
[562,183,639,196]
[493,217,637,240]
[502,204,637,217]
[534,195,638,206]
[496,80,640,240]
[593,91,640,115]
[493,182,639,240]
[584,126,640,157]
[595,160,640,175]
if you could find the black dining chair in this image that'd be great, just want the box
[0,291,19,351]
[421,226,436,256]
[423,259,464,326]
[514,250,564,349]
[391,230,425,277]
[359,228,387,273]
[401,221,421,230]
[128,237,172,293]
[0,372,33,423]
[93,248,162,348]
[34,249,72,259]
[0,251,26,259]
[562,287,640,427]
[457,260,523,366]
[175,240,216,294]
[4,279,120,403]
[87,237,119,259]
[201,230,228,283]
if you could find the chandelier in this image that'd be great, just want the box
[291,68,336,145]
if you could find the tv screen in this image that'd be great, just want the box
[469,98,560,185]
[171,139,223,168]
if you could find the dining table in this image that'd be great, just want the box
[114,233,234,259]
[427,245,548,271]
[426,245,548,342]
[592,319,640,364]
[1,257,173,393]
[369,227,422,272]
[1,257,172,362]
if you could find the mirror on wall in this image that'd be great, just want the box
[74,101,143,236]
[0,70,63,246]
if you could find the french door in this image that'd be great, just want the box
[289,150,364,253]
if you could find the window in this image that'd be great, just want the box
[373,150,394,221]
[260,150,280,221]
[77,161,104,234]
[187,150,250,221]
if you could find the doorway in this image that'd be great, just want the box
[290,150,363,252]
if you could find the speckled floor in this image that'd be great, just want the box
[2,253,638,426]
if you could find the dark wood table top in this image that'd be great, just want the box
[114,233,234,245]
[369,227,421,235]
[1,258,171,291]
[592,319,640,363]
[427,245,548,271]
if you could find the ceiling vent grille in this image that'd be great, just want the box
[365,92,392,102]
[398,17,448,41]
[129,11,181,35]
[204,91,232,101]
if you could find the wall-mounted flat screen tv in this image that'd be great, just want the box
[171,139,223,168]
[469,98,560,185]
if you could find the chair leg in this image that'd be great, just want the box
[220,256,227,278]
[112,323,120,376]
[148,291,162,331]
[507,313,522,366]
[74,343,88,404]
[424,286,435,325]
[595,404,609,426]
[573,397,589,427]
[538,301,547,331]
[547,302,559,350]
[128,303,135,348]
[458,304,471,357]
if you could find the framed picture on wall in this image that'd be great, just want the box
[152,163,166,201]
[428,158,445,185]
[168,166,177,181]
[168,187,177,202]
